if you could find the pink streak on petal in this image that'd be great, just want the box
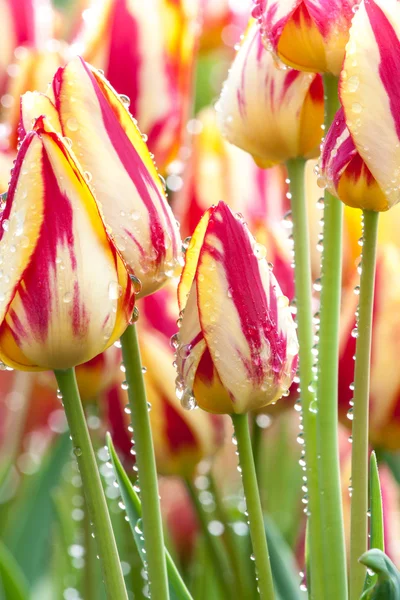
[365,0,400,139]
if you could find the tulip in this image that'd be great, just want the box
[0,116,135,371]
[4,48,62,150]
[339,244,400,451]
[0,151,14,193]
[255,0,358,75]
[217,20,324,169]
[321,108,390,211]
[199,0,249,51]
[175,202,299,415]
[174,107,290,232]
[20,56,182,297]
[71,0,200,172]
[334,0,400,211]
[104,329,225,477]
[0,0,53,95]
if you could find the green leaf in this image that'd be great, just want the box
[364,452,385,591]
[4,432,71,584]
[360,549,400,599]
[265,516,305,600]
[0,541,29,600]
[106,433,193,600]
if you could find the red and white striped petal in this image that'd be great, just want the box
[22,56,182,297]
[321,108,388,210]
[258,0,358,75]
[71,0,200,172]
[176,202,298,414]
[217,20,324,168]
[340,0,400,209]
[0,117,134,371]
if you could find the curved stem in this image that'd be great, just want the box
[185,479,233,599]
[54,368,128,600]
[286,158,325,599]
[316,73,348,600]
[231,414,275,600]
[120,324,169,600]
[350,210,379,600]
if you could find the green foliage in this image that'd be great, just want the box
[360,550,400,600]
[0,541,29,600]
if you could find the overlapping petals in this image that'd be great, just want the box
[256,0,359,75]
[217,20,324,168]
[339,0,400,210]
[20,56,182,296]
[175,202,298,415]
[321,108,389,211]
[71,0,200,172]
[339,245,400,450]
[0,117,135,371]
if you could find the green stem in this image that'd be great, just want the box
[83,498,96,600]
[208,472,249,599]
[231,414,275,600]
[286,158,325,600]
[315,73,348,600]
[120,324,169,600]
[54,369,128,600]
[251,416,263,485]
[185,478,233,599]
[350,210,379,600]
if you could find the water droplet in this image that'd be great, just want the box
[74,447,82,457]
[66,117,79,131]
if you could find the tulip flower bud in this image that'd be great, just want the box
[217,20,324,169]
[0,116,135,371]
[20,56,182,297]
[339,245,400,450]
[105,330,225,477]
[175,107,290,236]
[71,0,200,172]
[174,202,299,415]
[333,0,400,211]
[255,0,359,75]
[321,108,390,211]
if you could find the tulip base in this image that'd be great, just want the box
[231,413,275,600]
[54,368,128,600]
[120,323,169,600]
[350,210,379,600]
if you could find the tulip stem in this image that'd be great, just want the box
[120,323,169,600]
[350,210,379,600]
[286,158,325,599]
[231,413,275,600]
[54,368,128,600]
[315,73,348,600]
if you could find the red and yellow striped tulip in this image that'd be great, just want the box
[321,108,390,211]
[0,116,135,371]
[175,202,299,415]
[71,0,200,172]
[175,107,290,235]
[20,56,182,297]
[255,0,358,75]
[217,20,324,169]
[339,244,400,450]
[0,0,53,96]
[336,0,400,211]
[104,330,225,478]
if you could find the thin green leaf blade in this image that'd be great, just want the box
[106,433,193,600]
[0,541,29,600]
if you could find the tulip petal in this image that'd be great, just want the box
[340,0,400,209]
[217,20,322,167]
[0,117,134,370]
[20,91,62,139]
[47,56,180,295]
[195,203,298,413]
[178,208,211,311]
